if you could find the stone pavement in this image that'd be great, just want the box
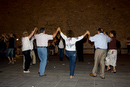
[0,54,130,87]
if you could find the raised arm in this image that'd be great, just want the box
[83,31,88,37]
[87,31,91,41]
[28,27,38,39]
[2,34,8,41]
[52,27,60,38]
[58,27,67,40]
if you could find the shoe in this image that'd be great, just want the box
[100,76,105,79]
[12,62,14,64]
[8,61,12,64]
[39,74,47,77]
[89,73,97,77]
[111,70,116,73]
[105,69,111,72]
[23,70,30,73]
[70,76,74,79]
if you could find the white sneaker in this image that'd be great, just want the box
[23,70,30,73]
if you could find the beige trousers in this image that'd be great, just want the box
[30,50,36,64]
[92,49,107,77]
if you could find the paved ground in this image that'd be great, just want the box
[0,54,130,87]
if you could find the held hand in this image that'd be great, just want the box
[57,27,61,32]
[57,27,60,31]
[2,34,4,37]
[34,27,38,31]
[87,30,90,35]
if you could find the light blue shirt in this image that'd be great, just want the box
[90,33,111,49]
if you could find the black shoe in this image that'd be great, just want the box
[100,76,105,79]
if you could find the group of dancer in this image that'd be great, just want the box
[0,33,16,64]
[21,27,118,79]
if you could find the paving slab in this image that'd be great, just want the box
[0,54,130,87]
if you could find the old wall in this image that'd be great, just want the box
[0,0,130,53]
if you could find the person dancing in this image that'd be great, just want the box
[58,27,87,78]
[22,28,37,73]
[105,30,117,73]
[87,28,111,79]
[34,27,59,77]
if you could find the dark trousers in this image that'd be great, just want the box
[127,45,130,53]
[22,50,31,71]
[77,49,83,62]
[58,48,64,61]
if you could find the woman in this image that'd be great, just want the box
[58,27,87,78]
[58,36,65,61]
[6,33,16,64]
[22,27,37,73]
[105,30,117,73]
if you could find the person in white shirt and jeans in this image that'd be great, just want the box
[58,28,87,78]
[34,27,59,77]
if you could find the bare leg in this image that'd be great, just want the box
[107,65,111,70]
[112,66,116,73]
[8,57,12,64]
[12,58,14,64]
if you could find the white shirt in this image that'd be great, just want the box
[34,33,53,47]
[60,32,83,51]
[30,38,34,50]
[22,37,31,51]
[90,33,111,49]
[58,40,64,48]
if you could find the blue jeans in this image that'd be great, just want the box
[0,47,6,58]
[58,48,64,61]
[66,50,77,76]
[6,48,14,58]
[37,47,47,75]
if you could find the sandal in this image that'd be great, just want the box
[111,70,116,73]
[105,68,111,72]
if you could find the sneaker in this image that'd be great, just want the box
[23,70,30,73]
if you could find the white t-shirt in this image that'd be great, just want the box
[30,38,34,50]
[22,37,31,51]
[60,32,83,51]
[34,33,53,47]
[58,40,64,48]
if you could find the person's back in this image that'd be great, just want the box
[8,37,15,48]
[88,28,111,79]
[35,33,53,47]
[91,33,110,49]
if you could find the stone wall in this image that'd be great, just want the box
[0,0,130,54]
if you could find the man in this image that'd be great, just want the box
[34,27,59,77]
[76,36,87,62]
[87,28,111,79]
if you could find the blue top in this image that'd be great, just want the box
[90,33,111,49]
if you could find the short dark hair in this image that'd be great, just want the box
[98,28,104,33]
[110,30,116,37]
[40,27,45,33]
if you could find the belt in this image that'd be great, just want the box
[96,48,101,49]
[96,48,107,50]
[37,46,47,48]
